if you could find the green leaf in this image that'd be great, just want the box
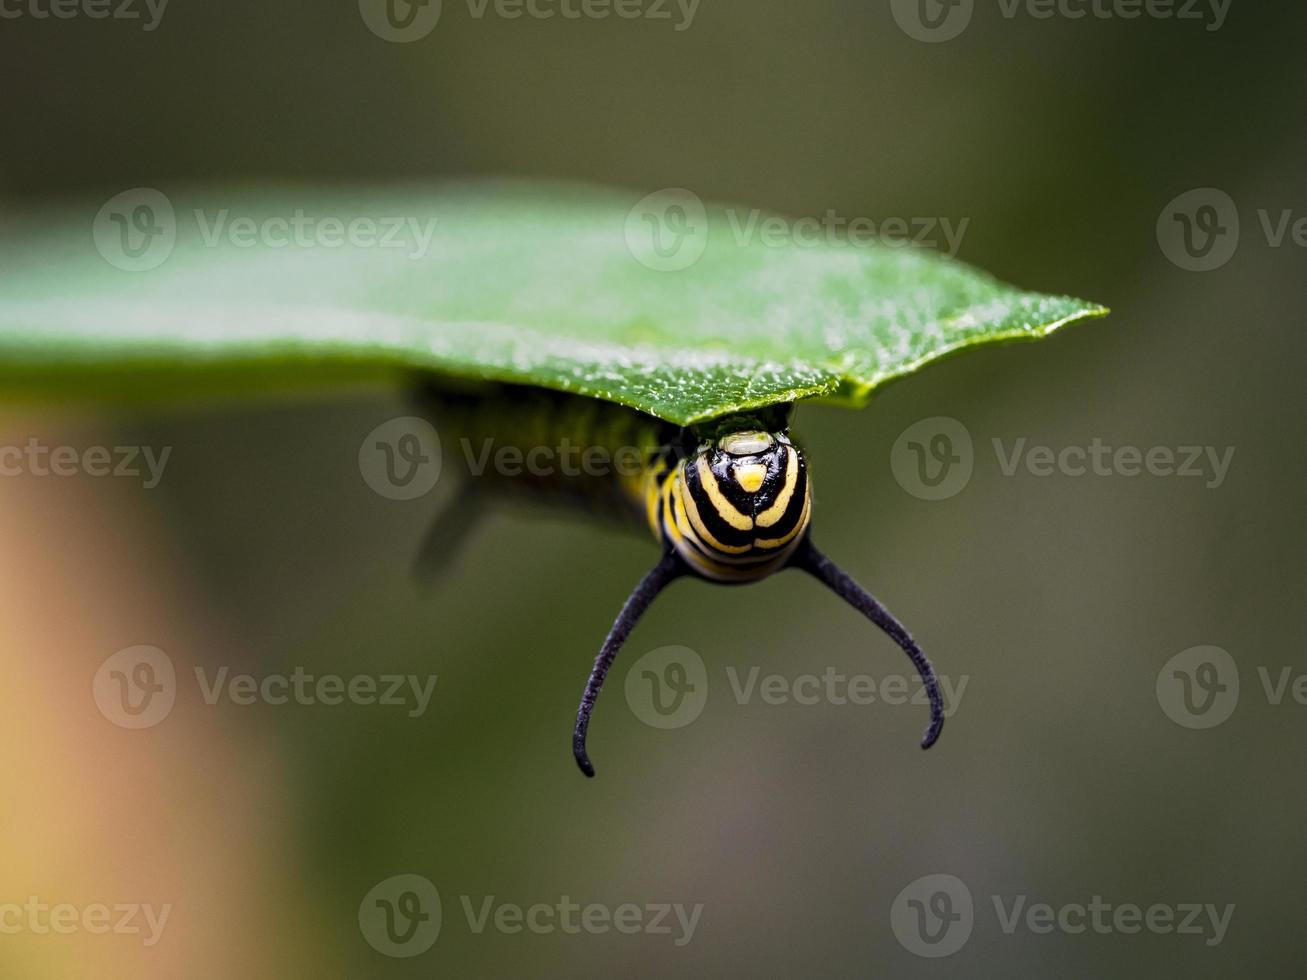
[0,181,1107,426]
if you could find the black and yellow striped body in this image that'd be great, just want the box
[423,383,812,582]
[419,381,943,777]
[655,430,811,582]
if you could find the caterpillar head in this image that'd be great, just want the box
[659,429,812,582]
[580,421,945,778]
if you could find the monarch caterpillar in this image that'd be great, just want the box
[418,382,944,777]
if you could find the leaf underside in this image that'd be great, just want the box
[0,180,1107,426]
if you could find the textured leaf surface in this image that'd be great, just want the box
[0,181,1107,425]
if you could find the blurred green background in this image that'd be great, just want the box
[2,1,1305,977]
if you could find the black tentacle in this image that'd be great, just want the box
[790,538,945,749]
[573,549,686,777]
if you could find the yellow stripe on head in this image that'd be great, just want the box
[678,476,753,554]
[734,463,767,493]
[755,491,811,549]
[756,447,798,528]
[696,457,753,530]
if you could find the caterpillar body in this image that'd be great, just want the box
[419,382,943,777]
